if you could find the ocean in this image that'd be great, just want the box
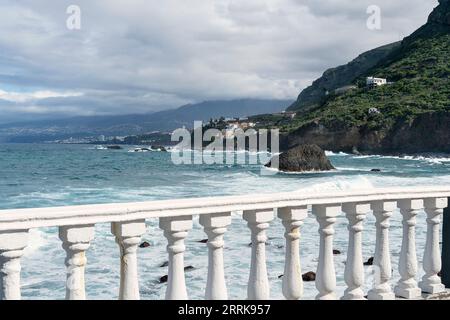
[1,143,449,299]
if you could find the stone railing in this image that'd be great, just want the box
[0,186,449,300]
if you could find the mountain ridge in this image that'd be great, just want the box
[281,0,450,154]
[0,98,293,142]
[287,41,401,112]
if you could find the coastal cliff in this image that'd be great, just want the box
[281,111,450,154]
[280,0,450,155]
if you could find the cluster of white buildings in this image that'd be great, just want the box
[223,119,256,138]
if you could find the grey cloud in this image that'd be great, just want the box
[0,0,439,122]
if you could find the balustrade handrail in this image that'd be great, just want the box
[1,186,450,231]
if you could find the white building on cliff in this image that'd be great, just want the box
[366,76,387,89]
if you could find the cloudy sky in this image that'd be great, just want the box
[0,0,438,123]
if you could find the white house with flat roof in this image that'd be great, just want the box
[366,77,387,89]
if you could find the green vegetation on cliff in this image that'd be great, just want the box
[279,0,450,138]
[287,29,449,131]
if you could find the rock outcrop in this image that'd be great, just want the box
[428,0,450,26]
[302,271,316,282]
[266,144,334,172]
[281,112,450,155]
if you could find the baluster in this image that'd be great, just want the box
[243,210,274,300]
[394,199,422,299]
[419,198,447,294]
[59,224,95,300]
[367,201,396,300]
[278,206,307,300]
[0,230,29,300]
[111,220,146,300]
[199,212,231,300]
[342,203,369,300]
[312,204,340,300]
[160,216,193,300]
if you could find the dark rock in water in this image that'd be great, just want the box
[198,239,208,243]
[139,241,151,248]
[160,266,195,283]
[265,144,335,172]
[371,169,382,172]
[151,145,167,152]
[107,145,122,150]
[333,249,341,255]
[364,257,374,266]
[159,275,168,283]
[248,241,269,247]
[160,261,169,268]
[302,271,316,281]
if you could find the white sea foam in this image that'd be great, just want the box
[91,145,108,150]
[296,175,375,192]
[353,154,450,164]
[23,229,48,256]
[325,150,349,156]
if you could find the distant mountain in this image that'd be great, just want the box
[0,98,292,142]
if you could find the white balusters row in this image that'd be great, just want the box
[314,204,340,300]
[59,224,94,300]
[420,198,447,294]
[342,203,368,300]
[199,212,231,300]
[112,220,146,300]
[244,210,273,300]
[160,216,193,300]
[278,206,307,300]
[368,201,395,300]
[0,197,448,300]
[0,230,29,300]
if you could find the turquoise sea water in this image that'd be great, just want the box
[1,143,449,299]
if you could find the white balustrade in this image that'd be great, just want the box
[0,187,449,300]
[395,199,422,299]
[160,215,193,300]
[368,201,396,300]
[342,202,369,300]
[243,210,274,300]
[199,212,231,300]
[278,206,307,300]
[112,220,146,300]
[59,224,95,300]
[0,230,29,300]
[313,204,340,300]
[419,198,447,294]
